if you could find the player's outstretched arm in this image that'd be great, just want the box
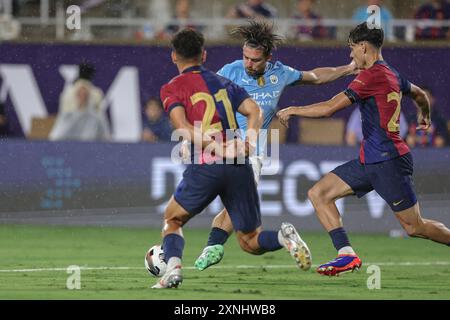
[276,92,352,128]
[409,83,431,130]
[237,98,263,155]
[300,61,358,85]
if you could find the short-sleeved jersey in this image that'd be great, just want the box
[344,61,411,164]
[160,65,249,162]
[217,60,302,132]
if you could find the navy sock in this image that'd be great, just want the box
[207,227,229,246]
[257,231,283,251]
[162,233,185,263]
[329,227,351,251]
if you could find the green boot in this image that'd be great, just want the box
[194,244,224,271]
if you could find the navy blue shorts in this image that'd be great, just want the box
[331,153,417,212]
[174,162,261,232]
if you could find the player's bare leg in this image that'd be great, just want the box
[235,227,265,255]
[194,209,233,271]
[162,196,192,235]
[211,208,234,236]
[308,173,362,276]
[235,224,312,271]
[308,173,354,232]
[395,203,450,246]
[195,157,263,270]
[152,196,192,289]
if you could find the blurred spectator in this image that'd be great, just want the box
[49,63,110,142]
[0,0,20,16]
[406,87,448,148]
[414,0,450,40]
[292,0,332,40]
[352,0,394,41]
[0,101,9,138]
[158,0,203,40]
[346,107,408,146]
[226,0,277,19]
[0,0,21,40]
[142,98,172,143]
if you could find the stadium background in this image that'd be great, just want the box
[0,1,450,232]
[0,0,449,300]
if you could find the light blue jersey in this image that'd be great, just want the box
[217,60,302,155]
[217,60,302,132]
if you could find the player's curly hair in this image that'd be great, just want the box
[230,20,283,57]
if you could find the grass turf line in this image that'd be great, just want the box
[0,224,449,299]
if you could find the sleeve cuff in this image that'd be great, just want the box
[236,93,250,110]
[168,103,185,114]
[403,81,412,94]
[289,72,303,87]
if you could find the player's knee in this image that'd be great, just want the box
[237,237,263,255]
[164,215,185,230]
[237,238,253,253]
[402,222,423,238]
[237,239,248,253]
[308,186,323,205]
[239,244,258,255]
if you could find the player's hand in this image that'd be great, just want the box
[277,107,293,128]
[220,138,246,160]
[244,137,256,157]
[179,140,191,161]
[348,60,361,75]
[244,129,258,157]
[416,111,431,131]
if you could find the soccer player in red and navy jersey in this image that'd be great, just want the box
[277,22,450,276]
[152,28,312,288]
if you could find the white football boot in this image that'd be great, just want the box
[280,222,312,271]
[152,264,183,289]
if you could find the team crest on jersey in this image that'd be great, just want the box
[270,75,278,84]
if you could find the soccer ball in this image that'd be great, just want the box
[145,244,167,277]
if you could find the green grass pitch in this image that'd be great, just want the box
[0,224,449,300]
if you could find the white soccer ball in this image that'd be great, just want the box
[145,244,167,277]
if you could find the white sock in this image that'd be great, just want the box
[338,246,356,255]
[167,257,182,269]
[277,230,285,247]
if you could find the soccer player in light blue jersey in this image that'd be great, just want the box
[194,21,358,271]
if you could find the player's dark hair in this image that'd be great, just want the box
[171,28,205,60]
[348,22,384,49]
[231,20,283,56]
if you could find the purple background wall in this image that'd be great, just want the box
[0,43,449,140]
